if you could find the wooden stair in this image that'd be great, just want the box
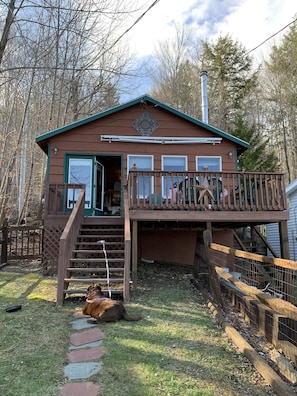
[63,220,126,299]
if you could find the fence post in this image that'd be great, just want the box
[1,218,8,264]
[203,229,223,306]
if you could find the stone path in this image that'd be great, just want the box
[60,311,104,396]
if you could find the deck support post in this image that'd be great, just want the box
[132,220,138,289]
[278,220,294,302]
[279,220,290,259]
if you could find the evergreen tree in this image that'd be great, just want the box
[201,35,258,132]
[234,116,278,172]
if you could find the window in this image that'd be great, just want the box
[196,156,222,203]
[128,155,153,198]
[196,156,221,171]
[162,156,187,197]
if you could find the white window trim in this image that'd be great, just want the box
[161,155,188,171]
[127,154,154,172]
[196,156,222,171]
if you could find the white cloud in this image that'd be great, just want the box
[125,0,297,60]
[212,0,297,60]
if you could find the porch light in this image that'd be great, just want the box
[53,147,58,155]
[228,151,233,158]
[100,135,222,145]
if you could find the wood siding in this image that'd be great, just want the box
[47,104,236,184]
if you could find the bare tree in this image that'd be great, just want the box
[0,0,150,223]
[150,24,201,116]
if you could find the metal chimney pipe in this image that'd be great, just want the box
[200,70,208,124]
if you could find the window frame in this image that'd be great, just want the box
[196,156,222,172]
[127,155,154,198]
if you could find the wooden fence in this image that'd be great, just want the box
[1,221,43,264]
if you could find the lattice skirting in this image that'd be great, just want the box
[42,226,64,275]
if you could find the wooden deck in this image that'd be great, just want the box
[44,171,289,225]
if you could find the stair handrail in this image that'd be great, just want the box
[123,184,131,302]
[56,189,85,305]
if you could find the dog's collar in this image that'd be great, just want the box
[86,297,107,303]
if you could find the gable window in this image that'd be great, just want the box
[196,156,221,171]
[162,156,187,198]
[128,155,153,198]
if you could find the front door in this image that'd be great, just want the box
[67,156,106,216]
[66,155,121,216]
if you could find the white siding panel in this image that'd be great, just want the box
[266,222,281,258]
[267,179,297,259]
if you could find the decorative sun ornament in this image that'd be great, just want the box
[132,111,159,136]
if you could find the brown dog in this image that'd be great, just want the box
[82,284,141,322]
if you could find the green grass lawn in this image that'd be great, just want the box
[0,271,72,396]
[0,263,275,396]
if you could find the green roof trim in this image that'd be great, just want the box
[35,94,249,149]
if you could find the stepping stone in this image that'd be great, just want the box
[71,318,97,330]
[61,382,99,396]
[73,311,89,319]
[70,328,105,347]
[69,340,102,351]
[68,347,104,363]
[64,362,102,380]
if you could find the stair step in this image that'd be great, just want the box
[80,227,123,232]
[64,278,124,283]
[73,249,124,254]
[70,258,124,263]
[78,230,124,237]
[64,289,123,296]
[67,267,124,273]
[64,289,87,295]
[77,234,124,240]
[76,241,124,246]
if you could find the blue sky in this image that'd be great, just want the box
[120,0,297,101]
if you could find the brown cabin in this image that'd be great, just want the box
[36,95,289,304]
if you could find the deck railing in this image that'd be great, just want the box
[45,183,86,216]
[123,185,131,302]
[128,171,287,212]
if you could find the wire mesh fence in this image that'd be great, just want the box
[203,230,297,370]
